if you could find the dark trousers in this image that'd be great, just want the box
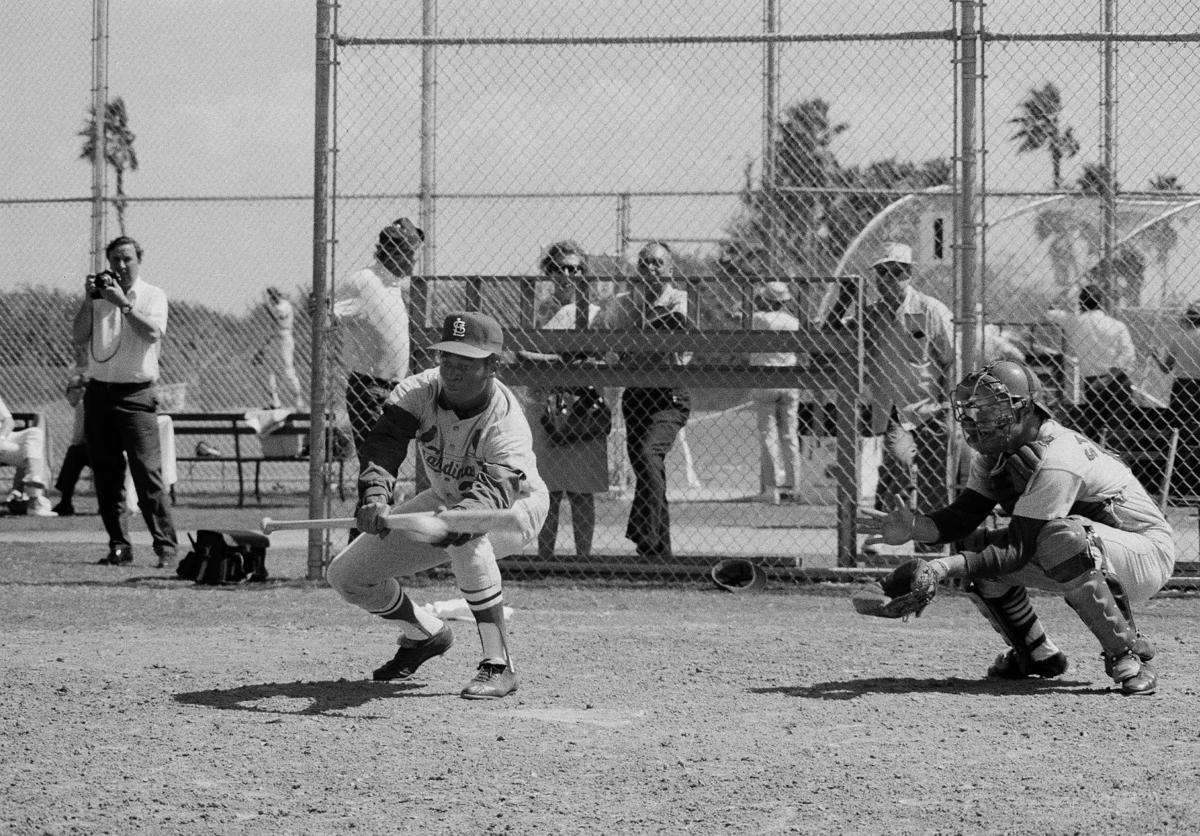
[54,443,91,500]
[346,372,398,450]
[622,388,689,559]
[1080,373,1134,441]
[876,410,952,515]
[83,380,177,557]
[1171,378,1200,495]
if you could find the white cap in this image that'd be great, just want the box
[758,281,793,303]
[872,242,915,268]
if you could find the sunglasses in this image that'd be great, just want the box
[550,263,584,274]
[638,257,667,267]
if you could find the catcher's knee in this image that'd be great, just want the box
[1031,517,1096,584]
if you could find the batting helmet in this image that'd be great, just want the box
[710,558,767,593]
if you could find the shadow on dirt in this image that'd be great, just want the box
[174,679,436,716]
[751,676,1111,700]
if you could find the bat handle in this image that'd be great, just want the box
[261,517,275,534]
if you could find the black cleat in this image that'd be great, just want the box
[98,546,133,566]
[1107,653,1158,696]
[987,649,1069,679]
[372,625,454,681]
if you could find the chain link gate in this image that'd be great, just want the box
[4,2,1200,582]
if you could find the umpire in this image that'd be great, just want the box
[71,235,178,567]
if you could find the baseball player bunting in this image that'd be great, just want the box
[325,312,548,700]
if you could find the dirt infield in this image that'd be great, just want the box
[3,532,1200,834]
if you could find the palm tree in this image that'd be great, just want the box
[1009,82,1080,189]
[1147,175,1184,304]
[78,97,139,234]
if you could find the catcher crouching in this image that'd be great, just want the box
[856,360,1173,696]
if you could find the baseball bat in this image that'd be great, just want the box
[261,509,524,535]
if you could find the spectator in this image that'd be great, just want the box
[1153,302,1200,495]
[598,241,691,560]
[749,281,802,504]
[1044,282,1136,440]
[326,312,548,700]
[70,235,178,566]
[259,286,304,411]
[327,217,423,539]
[0,392,56,516]
[51,366,92,516]
[519,240,608,560]
[331,217,421,451]
[833,242,955,526]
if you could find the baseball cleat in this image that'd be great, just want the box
[460,660,518,700]
[371,625,454,682]
[1106,653,1158,696]
[986,648,1069,679]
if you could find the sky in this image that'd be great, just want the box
[4,1,1200,315]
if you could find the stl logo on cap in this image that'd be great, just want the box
[430,311,505,359]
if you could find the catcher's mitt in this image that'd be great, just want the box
[710,558,766,593]
[1005,440,1049,493]
[850,558,941,619]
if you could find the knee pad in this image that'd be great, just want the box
[1032,517,1096,584]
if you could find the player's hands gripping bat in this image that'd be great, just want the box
[851,558,945,620]
[356,483,392,537]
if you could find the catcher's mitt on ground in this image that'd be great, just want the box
[710,558,766,593]
[850,558,941,619]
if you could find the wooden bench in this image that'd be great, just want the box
[168,412,344,506]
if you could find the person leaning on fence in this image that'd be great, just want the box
[749,281,803,504]
[1044,282,1136,441]
[597,240,691,560]
[831,242,956,534]
[858,359,1172,695]
[517,240,609,560]
[257,285,304,411]
[70,235,178,567]
[325,312,549,700]
[0,392,56,517]
[1153,301,1200,496]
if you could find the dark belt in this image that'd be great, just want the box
[88,379,153,393]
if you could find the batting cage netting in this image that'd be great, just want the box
[4,1,1200,581]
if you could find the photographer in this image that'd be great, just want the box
[71,235,178,568]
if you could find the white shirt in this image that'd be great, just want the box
[87,277,169,384]
[333,260,410,381]
[269,298,295,343]
[1044,308,1136,378]
[750,308,801,367]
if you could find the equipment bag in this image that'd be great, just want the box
[178,529,270,585]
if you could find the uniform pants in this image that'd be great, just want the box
[83,380,177,557]
[876,410,952,514]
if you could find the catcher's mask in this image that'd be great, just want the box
[952,360,1046,454]
[710,558,767,593]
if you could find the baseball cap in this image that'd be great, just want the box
[378,217,425,248]
[758,281,793,303]
[872,242,915,269]
[429,311,504,358]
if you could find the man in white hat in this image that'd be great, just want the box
[750,281,802,503]
[856,242,956,532]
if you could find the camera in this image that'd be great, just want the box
[89,270,117,300]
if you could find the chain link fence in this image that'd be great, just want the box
[4,2,1200,581]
